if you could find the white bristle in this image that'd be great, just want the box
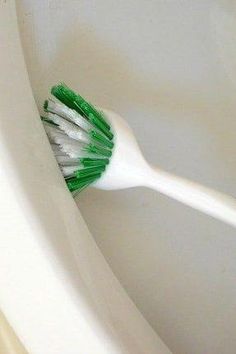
[56,155,80,166]
[61,165,78,177]
[43,123,82,157]
[43,122,65,143]
[45,126,102,160]
[47,112,90,144]
[51,144,68,156]
[53,136,98,159]
[46,99,93,132]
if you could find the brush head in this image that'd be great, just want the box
[42,83,114,196]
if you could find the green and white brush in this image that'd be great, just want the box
[42,83,236,228]
[42,83,114,195]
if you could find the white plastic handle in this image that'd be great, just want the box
[147,166,236,228]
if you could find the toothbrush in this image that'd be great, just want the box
[42,83,236,228]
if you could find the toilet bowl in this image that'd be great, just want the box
[0,1,171,353]
[1,1,236,354]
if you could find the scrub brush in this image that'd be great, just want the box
[42,83,114,194]
[42,83,236,228]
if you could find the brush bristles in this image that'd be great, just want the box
[51,83,113,140]
[42,83,114,195]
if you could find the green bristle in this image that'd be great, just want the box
[75,166,105,179]
[85,110,113,140]
[51,83,84,115]
[74,97,110,129]
[60,83,111,131]
[80,158,109,167]
[66,173,101,192]
[86,143,112,158]
[89,130,114,149]
[51,83,113,140]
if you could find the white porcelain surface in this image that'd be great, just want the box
[15,1,236,354]
[0,1,171,353]
[0,311,28,354]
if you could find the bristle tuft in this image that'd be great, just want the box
[43,83,114,195]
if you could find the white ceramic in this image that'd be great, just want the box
[6,1,236,354]
[0,1,171,353]
[0,311,28,354]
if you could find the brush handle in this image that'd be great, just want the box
[147,166,236,228]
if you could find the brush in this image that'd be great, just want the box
[42,83,236,228]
